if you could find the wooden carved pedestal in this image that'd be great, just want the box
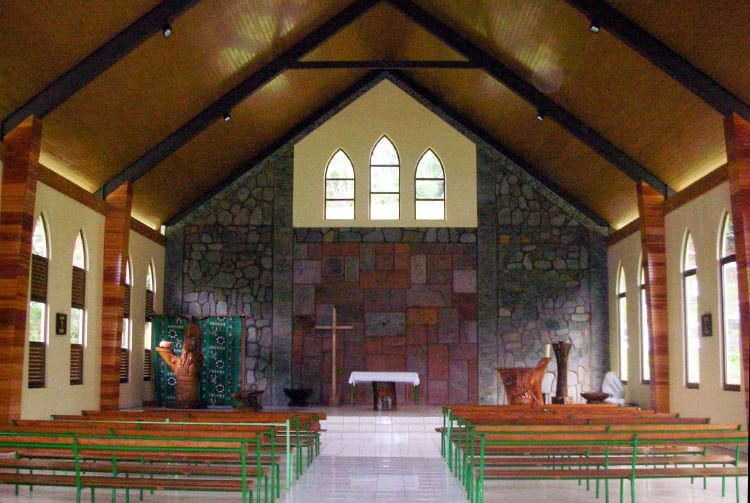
[497,358,550,405]
[552,341,572,404]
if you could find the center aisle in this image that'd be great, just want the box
[280,406,467,503]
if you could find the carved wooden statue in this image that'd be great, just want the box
[497,357,551,405]
[155,318,204,408]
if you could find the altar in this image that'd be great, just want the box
[348,371,420,410]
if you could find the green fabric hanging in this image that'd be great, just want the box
[152,315,242,407]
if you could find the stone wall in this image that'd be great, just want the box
[291,229,477,405]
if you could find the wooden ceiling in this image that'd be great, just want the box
[1,0,747,230]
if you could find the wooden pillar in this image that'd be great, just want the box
[99,183,132,410]
[724,113,750,427]
[637,181,670,412]
[0,116,42,421]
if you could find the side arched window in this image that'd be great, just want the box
[325,150,355,220]
[719,215,740,390]
[28,215,49,388]
[70,231,87,385]
[682,232,700,388]
[415,149,445,220]
[616,265,628,383]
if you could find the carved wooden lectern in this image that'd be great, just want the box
[155,319,204,408]
[497,357,550,405]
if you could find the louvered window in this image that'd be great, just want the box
[120,348,130,383]
[28,216,48,388]
[27,341,46,388]
[70,232,86,385]
[143,348,153,381]
[120,261,131,383]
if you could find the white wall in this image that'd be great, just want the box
[294,79,477,227]
[22,182,105,418]
[19,181,165,418]
[608,180,746,429]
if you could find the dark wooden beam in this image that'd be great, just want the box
[289,60,478,69]
[1,0,200,139]
[388,0,675,199]
[165,71,385,226]
[564,0,750,122]
[98,0,379,200]
[391,70,610,230]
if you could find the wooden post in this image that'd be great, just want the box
[637,180,670,413]
[725,113,750,427]
[315,307,353,406]
[0,116,42,421]
[99,183,133,410]
[552,342,572,404]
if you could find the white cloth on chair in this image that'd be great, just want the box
[601,371,625,405]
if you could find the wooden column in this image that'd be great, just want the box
[0,116,42,421]
[99,183,132,410]
[725,113,750,427]
[637,181,670,412]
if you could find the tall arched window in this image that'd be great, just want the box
[28,215,49,388]
[415,149,445,220]
[325,150,355,220]
[616,265,628,383]
[144,262,156,381]
[70,231,87,385]
[719,215,741,390]
[121,260,132,384]
[370,136,399,220]
[639,263,651,383]
[682,232,700,388]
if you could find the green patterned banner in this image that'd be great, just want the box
[152,316,243,407]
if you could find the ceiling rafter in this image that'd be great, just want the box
[97,0,380,200]
[387,0,675,198]
[389,71,610,230]
[564,0,750,122]
[288,60,479,69]
[1,0,201,139]
[166,71,385,226]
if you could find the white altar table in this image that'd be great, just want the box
[348,371,420,405]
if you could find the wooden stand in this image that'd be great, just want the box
[552,341,572,404]
[155,319,204,409]
[497,358,550,405]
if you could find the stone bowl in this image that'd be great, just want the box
[283,388,313,407]
[581,392,609,403]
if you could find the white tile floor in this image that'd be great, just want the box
[1,405,747,503]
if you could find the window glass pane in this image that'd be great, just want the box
[415,180,445,199]
[722,261,741,386]
[32,217,47,257]
[371,137,398,165]
[416,200,444,220]
[371,194,399,220]
[684,234,697,270]
[122,318,130,349]
[371,165,399,192]
[146,265,154,291]
[326,150,354,179]
[326,179,354,199]
[618,295,628,381]
[70,308,84,344]
[144,321,153,350]
[722,217,735,257]
[640,285,650,381]
[325,200,354,220]
[684,273,701,384]
[73,233,85,268]
[28,301,46,342]
[415,150,444,178]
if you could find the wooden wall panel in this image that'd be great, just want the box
[0,116,42,421]
[637,180,670,412]
[99,183,133,410]
[725,113,750,427]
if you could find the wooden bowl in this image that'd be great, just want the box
[581,392,609,403]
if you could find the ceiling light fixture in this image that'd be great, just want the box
[162,23,173,38]
[223,111,232,123]
[536,111,545,122]
[589,20,600,34]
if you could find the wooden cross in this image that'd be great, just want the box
[315,307,353,406]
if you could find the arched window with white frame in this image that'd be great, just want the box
[144,262,156,381]
[370,136,399,220]
[121,259,132,384]
[325,150,355,220]
[28,215,49,388]
[415,149,445,220]
[719,214,741,390]
[639,263,651,383]
[70,230,87,385]
[616,264,628,383]
[683,232,700,388]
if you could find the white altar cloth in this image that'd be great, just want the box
[348,371,420,386]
